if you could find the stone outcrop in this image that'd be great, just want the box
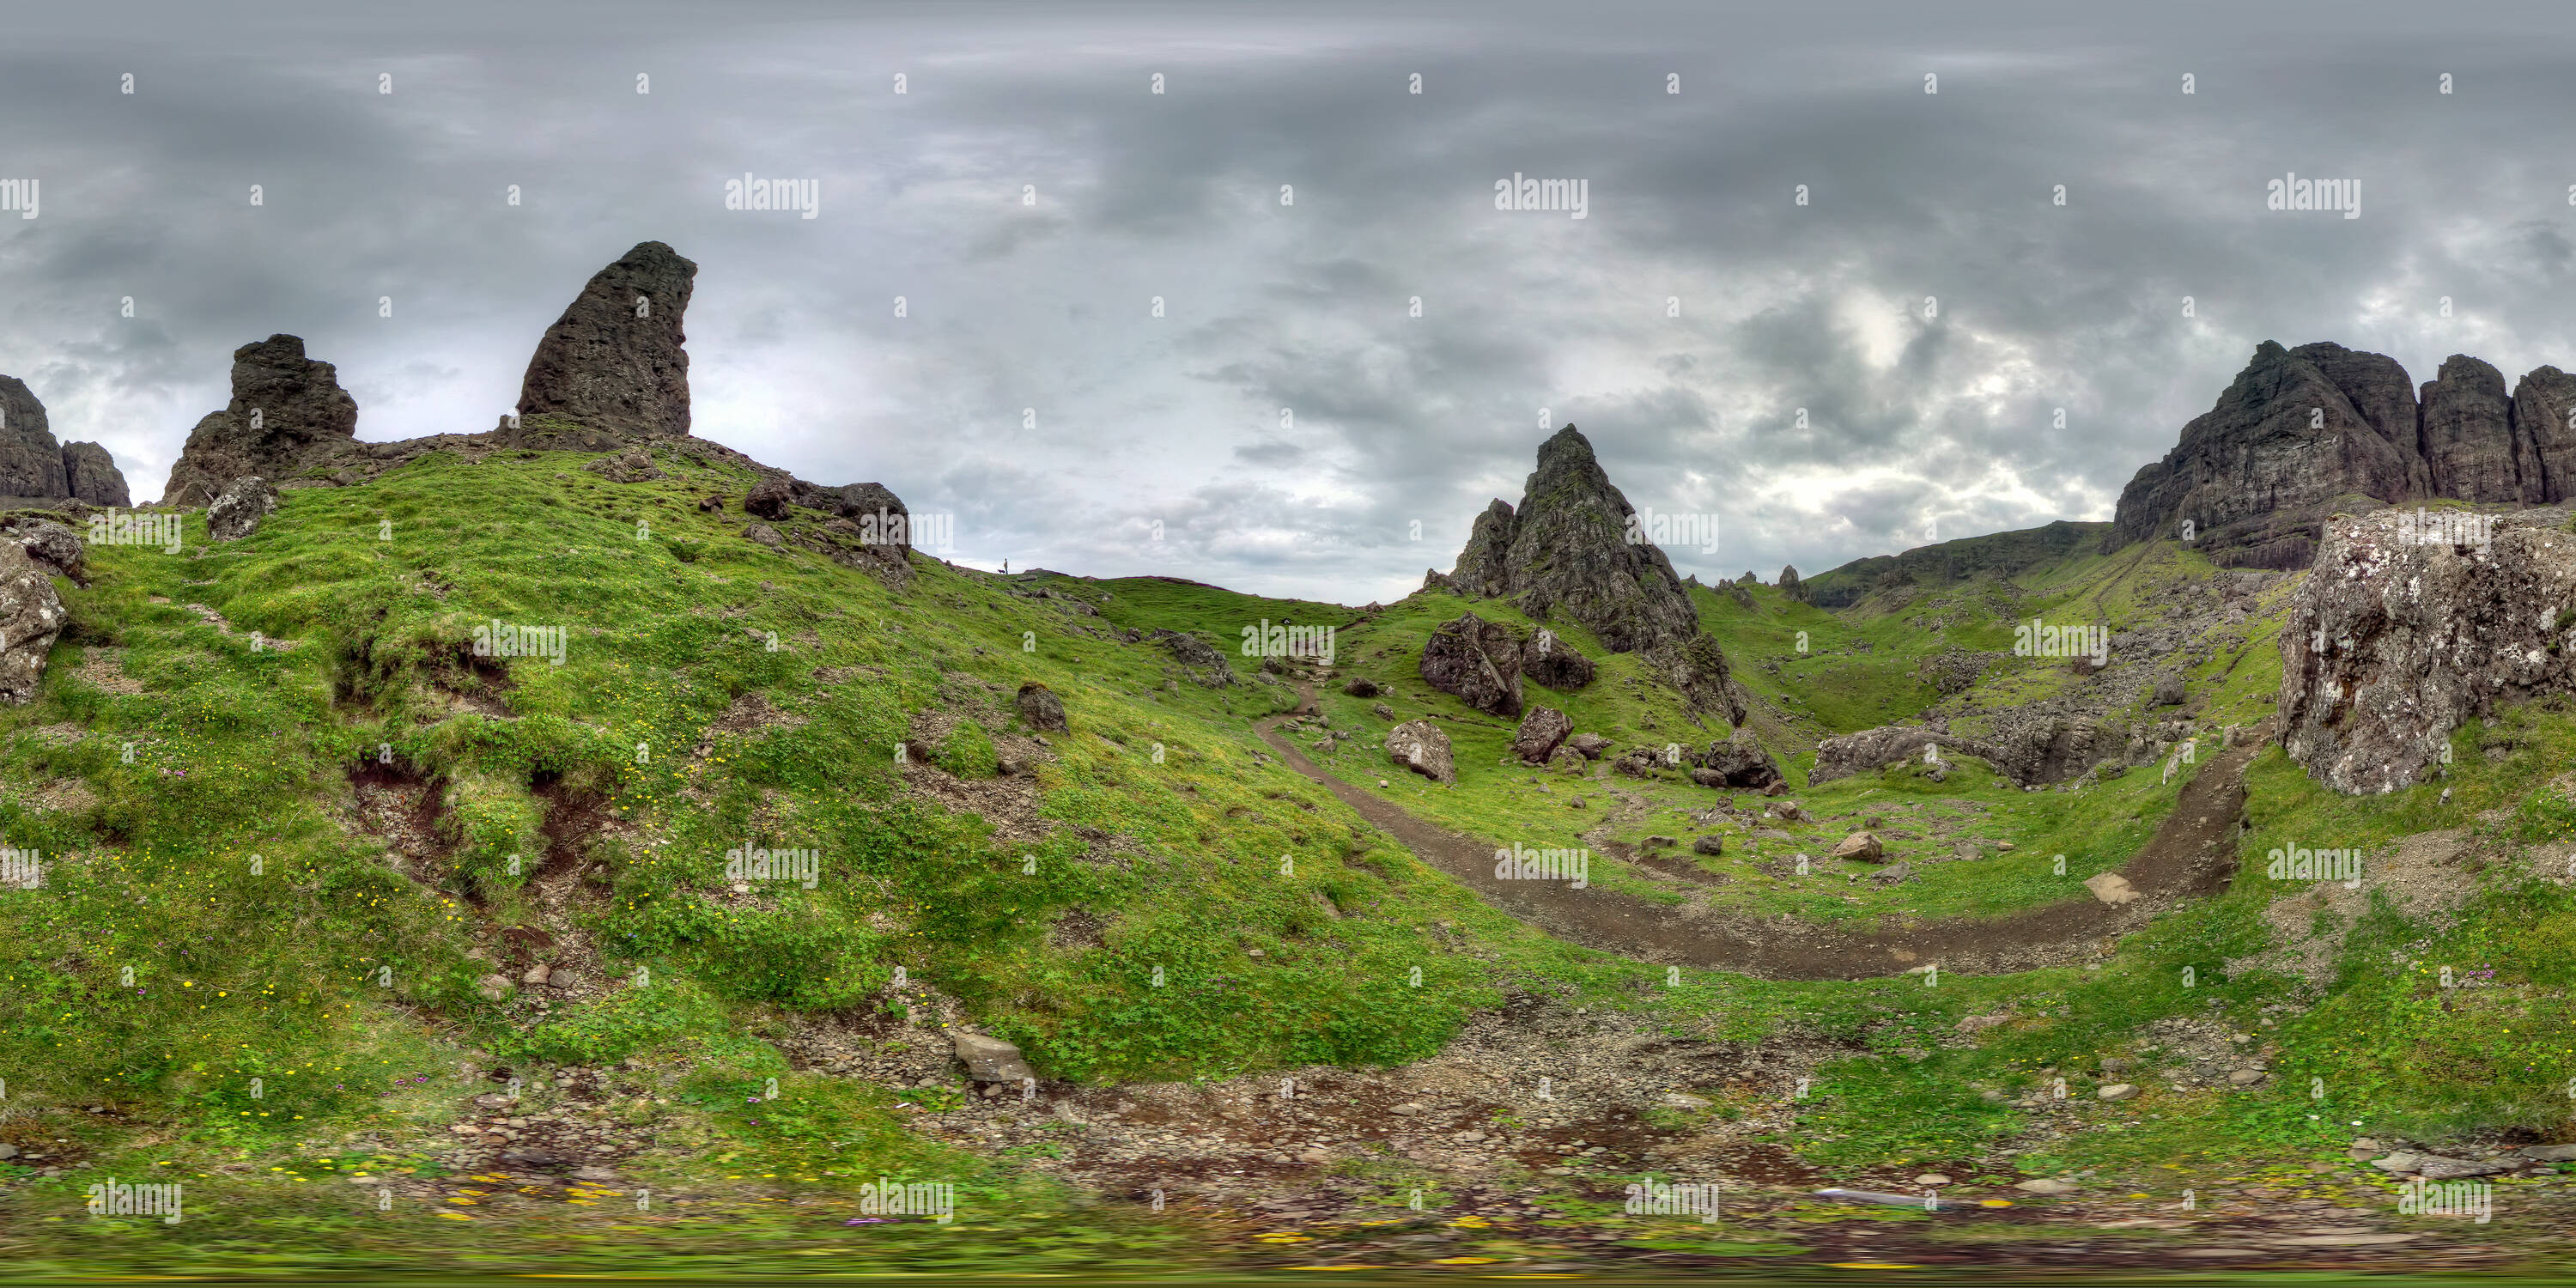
[516,241,698,438]
[1385,720,1455,785]
[0,376,131,509]
[1439,427,1708,667]
[1697,728,1783,788]
[1777,564,1803,601]
[2108,340,2576,568]
[1149,629,1235,687]
[161,336,360,507]
[3,516,86,582]
[0,538,65,704]
[1810,718,2108,788]
[206,477,278,541]
[1419,611,1523,717]
[1521,629,1595,690]
[1511,707,1572,763]
[2281,507,2576,794]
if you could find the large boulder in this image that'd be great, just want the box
[3,517,85,581]
[1419,611,1523,717]
[206,476,278,541]
[161,335,360,507]
[2281,507,2576,794]
[1521,629,1596,690]
[1015,681,1067,732]
[1511,707,1573,763]
[1385,720,1455,785]
[0,539,65,704]
[744,476,793,519]
[1700,728,1783,788]
[952,1032,1036,1084]
[515,241,699,439]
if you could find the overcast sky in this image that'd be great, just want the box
[7,0,2576,602]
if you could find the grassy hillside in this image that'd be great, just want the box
[10,461,2576,1274]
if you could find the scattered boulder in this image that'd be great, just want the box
[1521,629,1596,690]
[4,517,86,581]
[0,539,66,704]
[1385,720,1456,785]
[740,522,784,547]
[516,240,699,438]
[1699,728,1783,788]
[1015,681,1068,732]
[583,448,665,483]
[1342,677,1383,697]
[1511,706,1573,763]
[1419,611,1524,717]
[205,476,278,541]
[2151,673,2186,706]
[1829,832,1885,863]
[474,974,513,1001]
[1691,835,1723,856]
[1148,629,1235,687]
[744,476,793,519]
[1567,732,1611,760]
[1370,702,1394,720]
[2083,872,2140,905]
[953,1032,1036,1084]
[160,336,360,507]
[2096,1084,2141,1102]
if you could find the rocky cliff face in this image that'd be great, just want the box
[1441,427,1701,648]
[0,375,131,509]
[2109,341,2576,568]
[160,335,361,506]
[516,241,697,438]
[2281,507,2576,795]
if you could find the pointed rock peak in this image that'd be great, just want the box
[2254,338,2288,360]
[516,240,698,439]
[1535,422,1596,466]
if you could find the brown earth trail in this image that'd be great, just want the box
[1258,688,2258,980]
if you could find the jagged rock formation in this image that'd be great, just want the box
[161,336,360,507]
[516,241,697,438]
[0,538,64,704]
[1810,715,2110,788]
[1521,630,1595,690]
[1442,427,1699,653]
[1149,629,1235,687]
[2280,507,2576,795]
[1385,720,1455,784]
[2108,341,2576,569]
[1419,611,1523,717]
[3,515,85,581]
[0,376,131,508]
[1511,707,1572,763]
[1777,565,1804,602]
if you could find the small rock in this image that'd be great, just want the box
[1389,1103,1425,1116]
[475,974,513,1001]
[2014,1177,2080,1195]
[1692,835,1724,856]
[740,522,784,548]
[1914,1173,1952,1187]
[2097,1083,2140,1101]
[2083,872,2141,905]
[952,1032,1036,1084]
[2369,1152,2423,1174]
[1659,1092,1711,1110]
[2518,1144,2576,1162]
[521,963,551,986]
[1829,832,1885,863]
[2099,1056,2136,1073]
[2227,1068,2267,1085]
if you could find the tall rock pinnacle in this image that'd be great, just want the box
[515,241,698,438]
